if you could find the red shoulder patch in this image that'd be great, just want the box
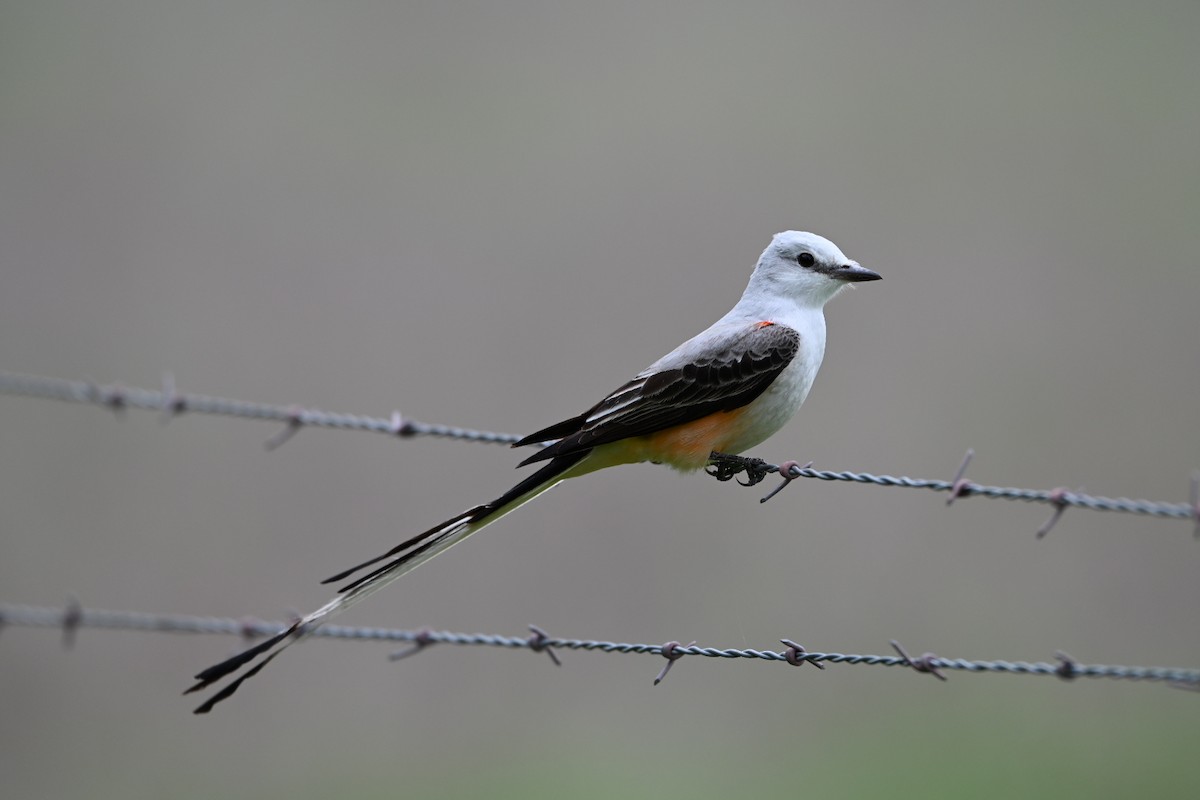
[755,320,775,328]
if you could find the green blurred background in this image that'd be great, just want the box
[2,2,1198,797]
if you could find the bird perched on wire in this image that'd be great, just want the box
[187,230,881,712]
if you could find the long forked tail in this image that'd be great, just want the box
[185,450,590,713]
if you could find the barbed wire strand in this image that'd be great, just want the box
[2,603,1197,689]
[0,369,522,446]
[2,369,1196,528]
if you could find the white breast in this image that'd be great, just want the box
[723,306,827,454]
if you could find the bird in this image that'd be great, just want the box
[186,230,881,712]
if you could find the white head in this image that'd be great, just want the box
[748,231,881,307]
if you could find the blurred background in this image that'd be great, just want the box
[1,2,1198,797]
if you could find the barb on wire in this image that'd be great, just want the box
[891,639,947,681]
[389,627,435,661]
[653,640,695,685]
[61,594,82,650]
[945,448,976,506]
[1037,487,1076,539]
[1,369,1197,527]
[1,603,1197,691]
[781,638,824,669]
[526,624,562,667]
[1054,650,1079,681]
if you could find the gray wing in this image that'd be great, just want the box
[515,322,800,465]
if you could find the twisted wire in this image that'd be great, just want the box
[2,603,1196,687]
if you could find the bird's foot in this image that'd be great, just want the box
[706,452,773,486]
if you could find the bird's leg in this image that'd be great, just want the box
[706,452,774,486]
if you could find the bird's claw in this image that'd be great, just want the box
[706,452,772,486]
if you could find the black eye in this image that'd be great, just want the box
[797,252,815,268]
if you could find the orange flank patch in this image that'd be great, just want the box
[635,405,755,471]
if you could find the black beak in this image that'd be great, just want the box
[836,263,882,282]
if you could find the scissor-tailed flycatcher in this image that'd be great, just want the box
[187,230,881,712]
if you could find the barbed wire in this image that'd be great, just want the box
[2,369,1197,535]
[0,369,521,447]
[3,602,1197,690]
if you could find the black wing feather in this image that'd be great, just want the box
[516,324,799,466]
